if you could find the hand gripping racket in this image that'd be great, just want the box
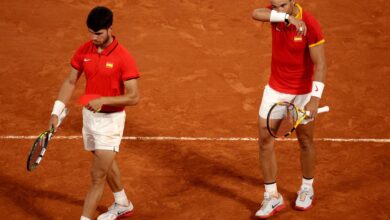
[266,101,329,138]
[26,108,69,171]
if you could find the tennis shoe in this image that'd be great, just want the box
[295,185,314,210]
[97,202,134,220]
[255,192,285,219]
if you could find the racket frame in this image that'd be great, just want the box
[26,128,53,171]
[266,101,329,138]
[26,107,68,172]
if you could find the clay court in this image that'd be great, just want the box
[0,0,389,219]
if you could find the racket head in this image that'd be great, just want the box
[266,102,303,138]
[26,129,53,172]
[78,94,101,107]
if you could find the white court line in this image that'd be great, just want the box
[0,136,389,143]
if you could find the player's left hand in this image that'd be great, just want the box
[305,97,320,119]
[87,98,104,112]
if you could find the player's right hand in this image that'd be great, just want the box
[288,16,307,36]
[49,115,59,132]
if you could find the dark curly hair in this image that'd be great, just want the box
[86,6,113,32]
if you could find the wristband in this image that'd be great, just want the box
[285,14,290,24]
[51,100,65,116]
[311,81,325,98]
[270,10,288,22]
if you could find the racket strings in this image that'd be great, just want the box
[267,103,299,137]
[28,132,50,170]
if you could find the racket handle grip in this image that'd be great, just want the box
[317,106,330,114]
[305,106,330,116]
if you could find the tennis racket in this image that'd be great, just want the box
[266,101,329,138]
[26,108,69,172]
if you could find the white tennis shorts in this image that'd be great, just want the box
[82,108,126,152]
[259,85,312,123]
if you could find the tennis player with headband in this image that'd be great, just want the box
[252,0,326,218]
[48,6,139,220]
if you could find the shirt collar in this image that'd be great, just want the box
[92,36,118,56]
[295,3,303,19]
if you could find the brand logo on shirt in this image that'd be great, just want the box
[83,58,91,62]
[106,62,114,68]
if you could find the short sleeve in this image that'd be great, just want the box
[306,15,325,48]
[70,44,85,72]
[120,50,140,81]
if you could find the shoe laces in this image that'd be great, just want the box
[298,185,312,198]
[300,185,312,193]
[260,192,272,210]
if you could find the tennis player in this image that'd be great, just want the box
[48,6,139,220]
[252,0,327,218]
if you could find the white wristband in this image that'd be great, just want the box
[51,100,65,116]
[270,10,287,22]
[311,81,325,98]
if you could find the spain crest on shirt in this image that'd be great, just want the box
[294,36,303,42]
[106,62,114,68]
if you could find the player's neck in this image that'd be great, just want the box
[97,36,114,53]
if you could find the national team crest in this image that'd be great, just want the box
[294,36,303,42]
[105,62,114,68]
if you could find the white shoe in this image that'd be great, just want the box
[295,185,314,210]
[97,202,134,220]
[255,192,285,219]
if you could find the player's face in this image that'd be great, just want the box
[270,0,294,14]
[89,27,112,46]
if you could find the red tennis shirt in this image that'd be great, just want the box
[268,4,325,94]
[71,37,139,112]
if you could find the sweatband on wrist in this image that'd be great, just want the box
[51,100,65,116]
[270,10,288,22]
[311,81,325,98]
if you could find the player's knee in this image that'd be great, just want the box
[91,170,107,185]
[298,135,314,150]
[258,136,274,151]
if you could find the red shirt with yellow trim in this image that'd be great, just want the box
[268,4,325,94]
[71,37,139,112]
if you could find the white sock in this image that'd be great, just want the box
[264,182,278,196]
[302,177,314,188]
[80,216,90,220]
[114,189,129,206]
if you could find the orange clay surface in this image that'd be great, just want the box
[0,0,389,219]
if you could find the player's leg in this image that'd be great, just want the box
[294,94,316,210]
[256,118,286,219]
[97,111,133,220]
[256,85,290,218]
[101,160,134,220]
[295,123,316,210]
[258,118,278,185]
[296,122,316,179]
[107,160,124,193]
[106,160,131,207]
[82,150,116,218]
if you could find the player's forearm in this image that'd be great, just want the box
[252,8,272,22]
[56,78,76,105]
[313,62,327,82]
[101,93,139,107]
